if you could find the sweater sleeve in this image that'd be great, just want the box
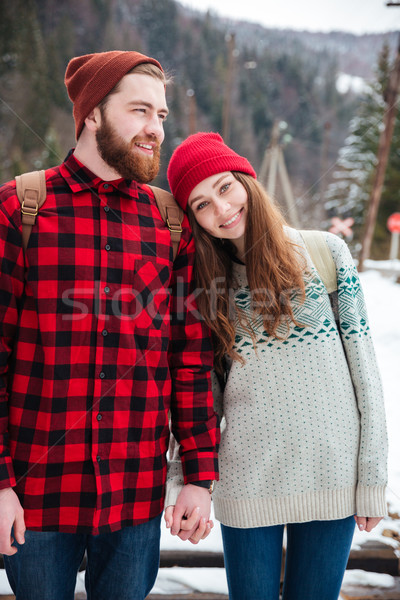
[328,234,388,517]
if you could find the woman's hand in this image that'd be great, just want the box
[164,504,214,544]
[354,516,383,532]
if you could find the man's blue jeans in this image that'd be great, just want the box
[221,515,355,600]
[4,514,162,600]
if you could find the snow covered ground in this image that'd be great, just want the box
[0,268,398,597]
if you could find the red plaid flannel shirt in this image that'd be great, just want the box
[0,152,219,534]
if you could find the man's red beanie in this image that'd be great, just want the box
[167,132,257,211]
[64,50,163,139]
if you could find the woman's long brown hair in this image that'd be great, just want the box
[188,172,306,374]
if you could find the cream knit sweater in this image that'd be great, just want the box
[166,230,388,528]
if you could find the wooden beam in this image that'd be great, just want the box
[222,34,236,144]
[160,551,224,568]
[341,578,400,600]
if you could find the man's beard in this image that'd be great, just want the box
[96,111,161,183]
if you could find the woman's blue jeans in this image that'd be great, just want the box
[3,514,162,600]
[221,516,355,600]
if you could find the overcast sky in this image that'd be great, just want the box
[179,0,400,34]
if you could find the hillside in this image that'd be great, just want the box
[0,0,396,228]
[208,17,398,79]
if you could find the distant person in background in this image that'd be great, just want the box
[164,132,387,600]
[0,54,219,600]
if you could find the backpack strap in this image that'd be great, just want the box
[14,173,183,260]
[15,170,46,252]
[299,230,337,293]
[149,185,183,261]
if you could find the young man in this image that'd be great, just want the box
[0,51,219,600]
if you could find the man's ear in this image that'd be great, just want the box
[84,106,101,132]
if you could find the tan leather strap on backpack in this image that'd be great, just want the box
[149,185,183,261]
[15,170,46,251]
[14,172,183,260]
[299,230,337,294]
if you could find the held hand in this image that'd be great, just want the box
[165,504,214,544]
[0,487,26,555]
[354,516,383,532]
[164,505,174,529]
[165,484,211,542]
[187,512,214,545]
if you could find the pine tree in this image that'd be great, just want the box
[324,44,400,258]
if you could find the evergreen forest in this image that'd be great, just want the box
[0,0,398,257]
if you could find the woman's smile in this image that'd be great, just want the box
[220,208,244,229]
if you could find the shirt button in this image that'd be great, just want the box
[104,205,110,213]
[103,184,109,190]
[105,244,111,251]
[104,286,110,294]
[97,414,102,421]
[102,329,108,337]
[99,371,105,379]
[96,455,101,462]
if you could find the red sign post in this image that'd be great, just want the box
[387,213,400,233]
[387,213,400,260]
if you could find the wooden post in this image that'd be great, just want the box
[187,89,197,135]
[259,121,300,227]
[222,33,236,144]
[267,146,279,197]
[277,147,300,227]
[320,121,332,200]
[390,232,399,261]
[259,121,280,188]
[358,35,400,271]
[258,147,271,187]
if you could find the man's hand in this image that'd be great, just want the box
[0,487,25,555]
[164,484,212,543]
[354,516,383,532]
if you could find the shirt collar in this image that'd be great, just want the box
[59,150,138,197]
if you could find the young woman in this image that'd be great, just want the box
[164,132,387,600]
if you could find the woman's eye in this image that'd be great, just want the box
[196,201,208,210]
[220,182,231,194]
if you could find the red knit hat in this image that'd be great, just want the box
[65,50,163,139]
[167,132,257,211]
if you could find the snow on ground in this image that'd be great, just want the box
[364,258,400,272]
[358,272,400,522]
[151,568,228,595]
[0,571,12,595]
[342,569,396,588]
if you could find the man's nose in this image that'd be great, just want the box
[144,114,164,143]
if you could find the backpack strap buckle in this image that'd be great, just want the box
[15,170,46,249]
[166,218,183,234]
[21,196,39,218]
